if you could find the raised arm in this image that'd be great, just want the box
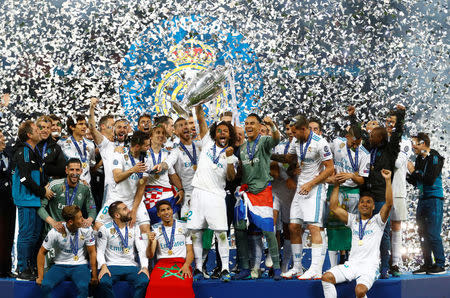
[379,169,393,223]
[88,97,105,146]
[329,184,348,223]
[130,176,148,228]
[225,146,236,181]
[195,105,208,139]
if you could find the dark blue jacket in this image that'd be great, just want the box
[12,141,47,207]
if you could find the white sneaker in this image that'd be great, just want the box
[251,268,261,279]
[280,268,303,279]
[265,253,273,268]
[297,268,322,280]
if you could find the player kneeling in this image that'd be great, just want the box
[322,169,393,298]
[145,201,194,298]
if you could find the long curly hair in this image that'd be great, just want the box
[209,121,237,147]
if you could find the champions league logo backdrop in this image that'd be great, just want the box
[119,15,263,125]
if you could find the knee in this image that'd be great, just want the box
[355,284,368,298]
[136,274,149,288]
[99,275,112,287]
[321,272,335,284]
[289,223,300,234]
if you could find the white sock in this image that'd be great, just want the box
[322,281,337,298]
[292,243,303,271]
[191,230,204,270]
[391,230,402,266]
[282,239,292,272]
[319,231,327,271]
[311,243,323,272]
[328,250,339,268]
[249,235,263,269]
[214,230,230,271]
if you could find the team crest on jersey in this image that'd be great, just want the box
[308,147,312,152]
[66,139,71,144]
[113,159,119,165]
[404,146,409,153]
[324,146,330,152]
[110,228,116,235]
[98,231,102,238]
[44,236,49,242]
[124,154,129,161]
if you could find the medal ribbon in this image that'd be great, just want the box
[150,148,161,166]
[246,134,261,162]
[69,229,79,258]
[128,150,143,179]
[35,142,48,160]
[299,131,313,163]
[71,136,87,163]
[284,140,290,155]
[212,144,228,164]
[24,142,43,168]
[179,142,197,166]
[370,148,377,168]
[162,220,176,251]
[358,215,374,243]
[65,179,79,206]
[112,221,129,249]
[346,146,359,172]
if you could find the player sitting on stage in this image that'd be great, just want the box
[97,201,149,298]
[321,169,393,298]
[145,200,194,298]
[36,205,98,298]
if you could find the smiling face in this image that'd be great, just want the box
[37,120,51,141]
[215,124,230,147]
[188,116,197,137]
[51,119,62,135]
[71,120,87,138]
[411,137,427,155]
[285,124,294,140]
[164,119,174,138]
[115,203,132,223]
[65,161,82,185]
[385,115,397,135]
[309,122,321,135]
[138,116,152,133]
[244,116,261,140]
[114,120,128,142]
[157,203,173,224]
[151,126,165,146]
[28,123,42,143]
[358,196,375,218]
[175,119,191,142]
[235,126,245,146]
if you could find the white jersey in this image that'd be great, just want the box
[288,133,333,185]
[165,136,180,150]
[146,148,175,189]
[42,224,95,265]
[165,140,202,194]
[347,213,386,268]
[96,222,148,268]
[58,136,96,183]
[98,136,124,189]
[392,136,413,198]
[153,220,192,260]
[331,137,370,188]
[272,139,294,197]
[191,135,238,197]
[110,149,149,202]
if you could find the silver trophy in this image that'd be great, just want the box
[169,65,229,118]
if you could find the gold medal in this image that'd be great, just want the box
[110,228,116,235]
[193,164,197,171]
[39,167,43,173]
[301,161,304,167]
[80,235,84,240]
[124,248,130,254]
[82,162,87,169]
[358,240,363,246]
[139,178,145,185]
[154,174,160,179]
[62,232,67,238]
[168,250,173,255]
[74,255,79,261]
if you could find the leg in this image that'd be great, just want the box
[214,230,230,272]
[70,265,91,298]
[234,220,250,270]
[374,202,390,277]
[98,268,114,298]
[321,272,337,298]
[30,208,42,269]
[121,266,149,298]
[41,265,70,298]
[190,229,204,271]
[262,230,280,270]
[289,222,303,273]
[425,199,445,268]
[416,201,432,267]
[281,223,292,273]
[299,224,324,279]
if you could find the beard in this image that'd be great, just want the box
[120,214,132,222]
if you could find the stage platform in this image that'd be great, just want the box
[0,272,449,298]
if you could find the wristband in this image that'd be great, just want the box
[227,156,234,164]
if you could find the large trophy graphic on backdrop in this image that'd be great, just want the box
[169,64,230,118]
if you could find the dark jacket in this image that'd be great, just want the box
[11,141,47,207]
[37,137,66,179]
[407,149,444,199]
[360,109,405,202]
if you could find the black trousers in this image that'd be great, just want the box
[0,194,15,276]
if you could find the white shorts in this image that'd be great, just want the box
[186,187,227,231]
[327,261,378,290]
[273,191,294,224]
[290,183,326,227]
[180,190,192,220]
[390,197,408,221]
[96,198,150,226]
